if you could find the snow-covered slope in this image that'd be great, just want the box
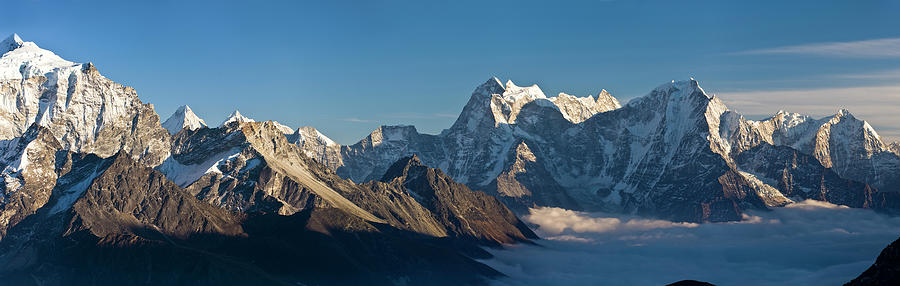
[0,34,171,166]
[161,105,207,135]
[0,34,78,81]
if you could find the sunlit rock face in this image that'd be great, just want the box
[0,125,61,239]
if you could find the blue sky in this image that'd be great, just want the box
[5,0,900,143]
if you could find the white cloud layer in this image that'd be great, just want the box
[482,201,900,286]
[525,207,697,235]
[737,38,900,58]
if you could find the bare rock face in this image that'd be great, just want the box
[0,125,62,238]
[0,34,171,167]
[379,155,537,245]
[486,141,580,212]
[66,152,246,238]
[0,151,248,284]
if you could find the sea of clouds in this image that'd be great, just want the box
[482,200,900,285]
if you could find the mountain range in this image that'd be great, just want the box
[1,33,899,284]
[295,77,900,222]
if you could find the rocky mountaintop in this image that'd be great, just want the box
[162,105,207,135]
[220,110,254,126]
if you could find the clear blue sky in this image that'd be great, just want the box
[6,0,900,143]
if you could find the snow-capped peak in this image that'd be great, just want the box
[0,33,80,81]
[502,80,547,102]
[1,33,24,55]
[474,77,506,97]
[627,78,711,111]
[770,110,812,129]
[595,89,621,109]
[837,108,854,118]
[273,121,295,134]
[549,90,621,123]
[294,127,338,147]
[652,78,712,101]
[162,105,207,135]
[220,110,255,126]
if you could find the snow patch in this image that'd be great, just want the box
[156,148,243,187]
[48,166,101,214]
[220,110,255,126]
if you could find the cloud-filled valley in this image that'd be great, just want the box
[483,201,900,286]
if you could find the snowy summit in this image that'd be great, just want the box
[162,105,207,135]
[0,33,81,81]
[220,110,255,126]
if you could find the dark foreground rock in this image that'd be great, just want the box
[847,236,900,285]
[0,151,513,285]
[666,280,715,286]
